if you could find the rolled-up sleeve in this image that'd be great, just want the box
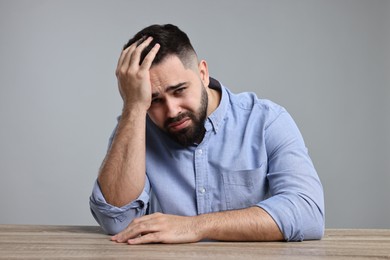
[89,118,151,235]
[89,179,150,235]
[257,110,325,241]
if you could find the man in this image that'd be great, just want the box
[90,24,324,244]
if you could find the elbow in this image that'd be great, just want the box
[300,201,325,241]
[100,220,128,236]
[286,211,324,242]
[89,180,150,235]
[304,217,325,241]
[311,207,325,240]
[90,206,130,235]
[287,195,325,241]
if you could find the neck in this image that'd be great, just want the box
[206,88,221,116]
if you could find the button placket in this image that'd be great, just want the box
[194,146,208,215]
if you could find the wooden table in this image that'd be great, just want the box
[0,225,389,259]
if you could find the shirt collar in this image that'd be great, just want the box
[205,77,229,133]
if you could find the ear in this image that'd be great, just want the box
[198,60,210,87]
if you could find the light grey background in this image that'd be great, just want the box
[0,0,389,228]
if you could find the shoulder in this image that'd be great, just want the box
[225,87,286,119]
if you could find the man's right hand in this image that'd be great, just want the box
[115,36,160,111]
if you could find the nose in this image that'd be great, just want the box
[165,97,181,119]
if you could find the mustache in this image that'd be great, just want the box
[164,112,193,129]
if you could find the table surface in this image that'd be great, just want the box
[0,225,389,259]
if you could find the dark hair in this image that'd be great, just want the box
[123,24,197,67]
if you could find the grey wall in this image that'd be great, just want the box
[0,0,389,228]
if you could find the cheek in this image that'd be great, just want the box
[184,90,202,110]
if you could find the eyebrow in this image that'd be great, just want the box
[152,82,187,98]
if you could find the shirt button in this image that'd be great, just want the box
[199,187,206,194]
[197,149,203,155]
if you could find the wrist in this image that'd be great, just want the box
[122,103,148,116]
[192,214,212,241]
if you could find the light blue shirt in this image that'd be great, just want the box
[90,78,324,241]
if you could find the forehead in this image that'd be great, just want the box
[149,55,197,90]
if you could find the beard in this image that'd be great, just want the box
[163,86,208,147]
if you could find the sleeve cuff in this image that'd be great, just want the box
[258,193,324,241]
[89,180,150,234]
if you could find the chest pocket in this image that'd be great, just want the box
[221,164,267,210]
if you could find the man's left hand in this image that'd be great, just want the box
[111,213,201,244]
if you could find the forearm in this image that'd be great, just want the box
[98,107,147,207]
[196,206,284,242]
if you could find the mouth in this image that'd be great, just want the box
[168,117,191,132]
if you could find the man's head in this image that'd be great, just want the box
[124,24,215,146]
[124,24,198,70]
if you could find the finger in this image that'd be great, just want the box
[116,36,148,74]
[129,36,154,67]
[111,225,138,243]
[117,43,139,73]
[112,233,137,243]
[116,46,130,68]
[127,232,161,245]
[111,217,158,243]
[115,46,134,77]
[111,228,140,243]
[139,43,160,70]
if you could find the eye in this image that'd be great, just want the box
[174,87,186,95]
[151,98,163,105]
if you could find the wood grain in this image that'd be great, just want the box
[0,225,389,259]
